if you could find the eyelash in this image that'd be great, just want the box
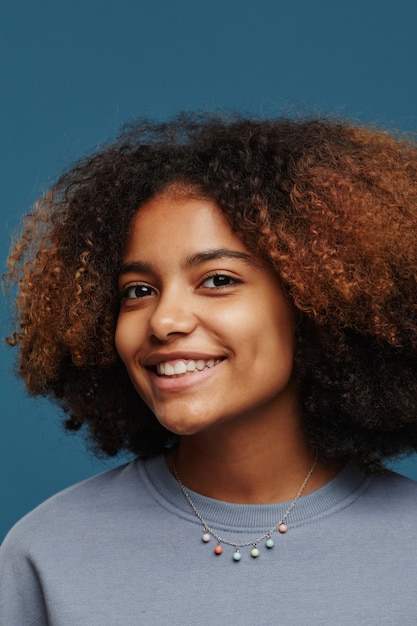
[199,273,240,289]
[120,284,156,300]
[120,273,240,301]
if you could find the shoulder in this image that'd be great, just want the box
[359,468,417,518]
[369,468,417,495]
[1,459,150,552]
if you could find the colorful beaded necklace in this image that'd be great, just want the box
[173,453,318,562]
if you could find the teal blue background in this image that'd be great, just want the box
[1,0,417,541]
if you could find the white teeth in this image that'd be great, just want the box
[174,361,187,375]
[155,358,221,376]
[164,363,175,375]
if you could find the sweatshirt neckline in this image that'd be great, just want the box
[138,455,370,532]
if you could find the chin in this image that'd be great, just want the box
[159,421,206,437]
[152,412,200,436]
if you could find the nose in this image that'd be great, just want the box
[148,289,197,341]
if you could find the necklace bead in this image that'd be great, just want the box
[214,545,223,555]
[202,533,211,543]
[233,550,242,561]
[251,547,260,558]
[265,538,275,548]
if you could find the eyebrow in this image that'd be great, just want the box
[184,249,259,269]
[118,248,259,277]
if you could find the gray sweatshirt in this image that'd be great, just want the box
[1,456,416,625]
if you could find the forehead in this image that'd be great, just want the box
[123,194,249,259]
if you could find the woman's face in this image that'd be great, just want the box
[115,193,297,436]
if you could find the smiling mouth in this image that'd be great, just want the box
[152,358,224,377]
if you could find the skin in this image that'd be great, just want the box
[116,192,336,503]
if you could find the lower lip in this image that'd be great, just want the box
[148,360,225,393]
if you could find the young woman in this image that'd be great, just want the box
[1,114,417,624]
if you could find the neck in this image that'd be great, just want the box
[167,405,338,504]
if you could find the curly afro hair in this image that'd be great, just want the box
[5,113,417,471]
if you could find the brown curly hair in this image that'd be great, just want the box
[5,113,417,471]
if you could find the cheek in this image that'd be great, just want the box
[114,316,139,363]
[256,308,296,371]
[114,317,124,359]
[269,295,297,349]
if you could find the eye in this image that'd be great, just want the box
[200,274,239,289]
[121,284,156,300]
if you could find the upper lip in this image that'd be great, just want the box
[143,352,225,367]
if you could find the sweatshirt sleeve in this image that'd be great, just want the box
[0,529,49,626]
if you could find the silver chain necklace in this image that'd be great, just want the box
[173,453,318,562]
